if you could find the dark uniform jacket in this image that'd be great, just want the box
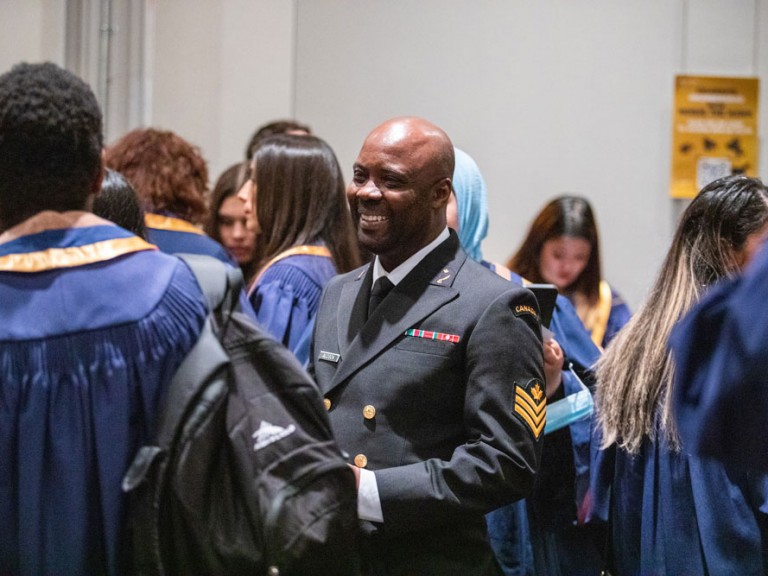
[310,232,545,576]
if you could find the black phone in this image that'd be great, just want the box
[526,283,558,328]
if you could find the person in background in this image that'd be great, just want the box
[244,118,312,161]
[238,133,359,365]
[106,127,233,264]
[310,117,545,576]
[449,148,602,576]
[591,175,768,575]
[670,181,768,473]
[93,168,147,239]
[205,161,257,281]
[508,195,630,348]
[0,62,207,576]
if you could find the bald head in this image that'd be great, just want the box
[364,117,455,182]
[348,117,455,270]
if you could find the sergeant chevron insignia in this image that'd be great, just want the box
[514,379,546,439]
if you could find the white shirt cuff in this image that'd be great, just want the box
[357,468,384,522]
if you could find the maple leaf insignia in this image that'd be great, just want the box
[531,383,543,402]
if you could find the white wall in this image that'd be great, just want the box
[149,0,296,181]
[293,0,766,309]
[0,0,65,72]
[0,0,296,196]
[2,0,766,309]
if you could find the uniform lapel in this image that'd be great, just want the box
[329,234,466,389]
[336,265,371,353]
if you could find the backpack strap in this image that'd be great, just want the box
[178,253,244,318]
[122,254,241,572]
[149,253,246,448]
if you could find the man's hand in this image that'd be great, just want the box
[543,337,564,398]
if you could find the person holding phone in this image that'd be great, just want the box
[507,196,630,349]
[448,147,602,576]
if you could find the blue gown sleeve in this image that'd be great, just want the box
[485,501,535,576]
[686,456,768,574]
[585,421,615,525]
[671,242,768,470]
[248,261,323,360]
[0,261,206,576]
[550,296,601,511]
[550,295,601,377]
[237,286,258,322]
[293,315,315,368]
[603,289,631,348]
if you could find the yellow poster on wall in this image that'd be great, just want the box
[670,75,759,199]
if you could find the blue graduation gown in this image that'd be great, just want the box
[670,241,768,471]
[0,220,206,576]
[590,429,768,575]
[482,262,602,576]
[564,285,631,349]
[603,288,631,348]
[144,213,235,265]
[249,252,337,366]
[143,213,256,321]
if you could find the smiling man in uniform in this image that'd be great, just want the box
[309,116,546,575]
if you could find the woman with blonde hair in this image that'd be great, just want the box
[590,175,768,574]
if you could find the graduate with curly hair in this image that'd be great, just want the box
[106,127,234,263]
[238,134,360,364]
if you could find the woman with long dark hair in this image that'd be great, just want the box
[238,133,360,363]
[508,196,630,348]
[205,161,257,282]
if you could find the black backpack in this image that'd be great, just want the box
[122,254,361,576]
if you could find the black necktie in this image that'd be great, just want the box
[368,276,395,319]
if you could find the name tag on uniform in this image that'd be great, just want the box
[319,351,341,364]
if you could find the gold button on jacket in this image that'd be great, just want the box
[363,405,376,419]
[354,454,368,468]
[323,398,331,411]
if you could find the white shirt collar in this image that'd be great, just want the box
[372,227,450,286]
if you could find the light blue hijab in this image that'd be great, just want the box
[452,147,489,262]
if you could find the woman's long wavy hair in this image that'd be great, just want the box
[251,134,360,274]
[507,195,602,305]
[105,128,209,225]
[596,175,768,454]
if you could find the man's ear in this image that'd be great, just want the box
[432,177,452,208]
[85,152,105,212]
[90,150,106,197]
